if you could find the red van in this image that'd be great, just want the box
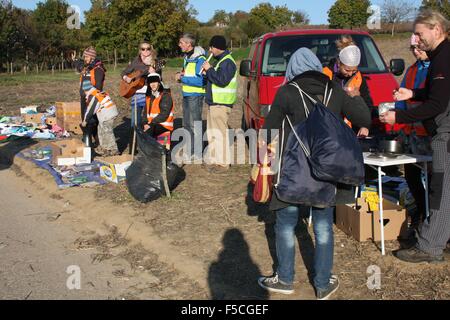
[239,29,405,132]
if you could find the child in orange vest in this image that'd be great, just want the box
[142,73,174,138]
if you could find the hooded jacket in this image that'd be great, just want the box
[181,46,207,97]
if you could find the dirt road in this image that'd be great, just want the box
[0,168,164,299]
[0,166,210,300]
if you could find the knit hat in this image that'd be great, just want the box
[147,72,161,83]
[410,34,419,47]
[209,35,227,50]
[83,46,97,59]
[284,48,323,83]
[339,45,361,67]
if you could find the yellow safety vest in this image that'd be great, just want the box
[182,56,206,94]
[211,54,237,105]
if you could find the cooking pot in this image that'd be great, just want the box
[378,139,403,154]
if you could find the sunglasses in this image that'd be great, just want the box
[411,44,424,50]
[141,47,151,51]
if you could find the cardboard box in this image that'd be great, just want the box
[56,101,81,131]
[51,139,91,166]
[335,198,408,242]
[97,154,132,183]
[65,123,83,135]
[24,113,46,125]
[45,117,57,126]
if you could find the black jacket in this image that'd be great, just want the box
[263,71,372,211]
[121,56,163,81]
[395,40,450,136]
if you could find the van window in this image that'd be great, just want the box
[253,40,262,74]
[261,34,388,76]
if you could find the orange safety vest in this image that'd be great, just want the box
[146,92,174,131]
[402,63,428,136]
[80,65,104,88]
[323,66,363,128]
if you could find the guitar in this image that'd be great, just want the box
[119,59,166,98]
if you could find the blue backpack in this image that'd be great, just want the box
[274,82,364,207]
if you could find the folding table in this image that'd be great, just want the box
[363,152,432,255]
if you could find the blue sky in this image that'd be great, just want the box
[12,0,422,24]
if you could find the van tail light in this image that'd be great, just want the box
[259,104,271,118]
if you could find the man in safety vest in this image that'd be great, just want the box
[72,46,105,148]
[395,34,431,236]
[323,42,372,137]
[201,35,237,173]
[142,73,174,139]
[176,33,206,163]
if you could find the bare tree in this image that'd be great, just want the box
[382,0,418,36]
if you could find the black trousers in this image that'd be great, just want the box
[145,123,169,139]
[404,163,429,227]
[80,94,98,146]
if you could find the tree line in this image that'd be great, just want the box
[1,0,448,74]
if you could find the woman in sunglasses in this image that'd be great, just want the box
[121,40,162,129]
[394,34,431,238]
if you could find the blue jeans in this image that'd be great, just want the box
[131,93,146,128]
[182,95,204,156]
[275,205,334,291]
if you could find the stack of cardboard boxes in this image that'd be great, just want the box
[56,101,82,134]
[50,139,91,166]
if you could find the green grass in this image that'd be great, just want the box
[0,66,127,86]
[0,49,250,86]
[230,47,251,61]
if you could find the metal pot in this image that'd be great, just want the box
[379,139,403,154]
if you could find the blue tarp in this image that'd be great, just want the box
[17,146,107,189]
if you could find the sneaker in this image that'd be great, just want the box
[257,273,294,295]
[316,275,340,300]
[94,146,107,156]
[393,246,444,264]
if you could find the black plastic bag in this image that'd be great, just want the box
[125,129,185,203]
